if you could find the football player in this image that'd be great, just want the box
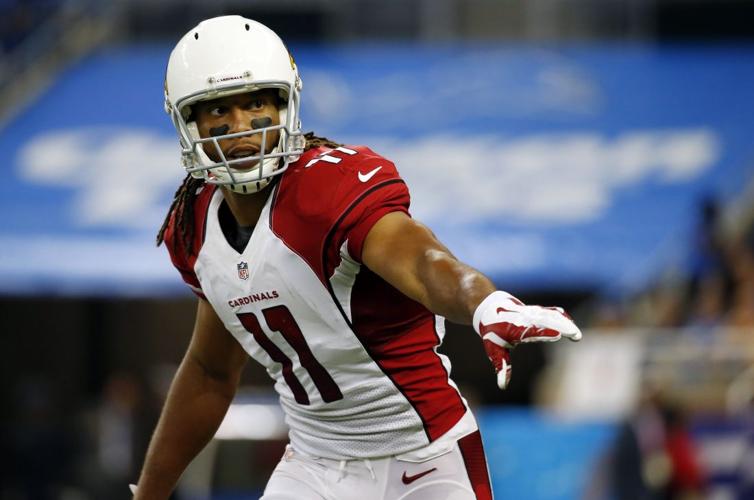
[134,15,582,500]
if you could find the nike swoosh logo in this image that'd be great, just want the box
[358,166,382,182]
[401,467,437,485]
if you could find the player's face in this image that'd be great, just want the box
[194,90,281,169]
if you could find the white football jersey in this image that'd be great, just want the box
[164,145,477,460]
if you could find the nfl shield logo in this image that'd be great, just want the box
[237,261,249,280]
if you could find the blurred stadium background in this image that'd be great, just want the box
[2,0,754,499]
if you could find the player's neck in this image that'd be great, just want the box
[221,185,273,227]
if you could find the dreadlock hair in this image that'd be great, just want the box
[156,132,342,254]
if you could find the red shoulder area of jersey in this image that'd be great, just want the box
[286,144,404,199]
[163,183,217,298]
[271,144,411,285]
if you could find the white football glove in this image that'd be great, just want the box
[473,291,582,389]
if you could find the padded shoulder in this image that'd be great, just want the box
[284,144,403,214]
[271,144,411,283]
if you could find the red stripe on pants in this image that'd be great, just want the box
[458,431,493,500]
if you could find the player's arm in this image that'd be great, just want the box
[362,211,581,389]
[133,299,248,499]
[362,212,494,325]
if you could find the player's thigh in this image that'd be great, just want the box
[261,451,328,500]
[390,431,493,500]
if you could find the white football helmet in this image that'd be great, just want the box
[165,15,305,193]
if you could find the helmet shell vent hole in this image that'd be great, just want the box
[245,24,250,31]
[194,32,199,40]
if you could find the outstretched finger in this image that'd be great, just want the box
[482,340,513,390]
[497,357,512,390]
[562,327,583,342]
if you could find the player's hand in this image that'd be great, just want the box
[472,291,582,389]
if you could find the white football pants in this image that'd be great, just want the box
[261,431,493,500]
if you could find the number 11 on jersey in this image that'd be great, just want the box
[237,305,344,405]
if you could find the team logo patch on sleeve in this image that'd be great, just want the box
[237,261,249,280]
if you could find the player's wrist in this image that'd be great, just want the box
[472,290,519,335]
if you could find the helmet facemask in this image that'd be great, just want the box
[169,81,304,194]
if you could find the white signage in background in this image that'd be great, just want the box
[15,126,719,230]
[372,128,720,225]
[17,126,183,230]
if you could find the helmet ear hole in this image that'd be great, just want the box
[245,24,250,31]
